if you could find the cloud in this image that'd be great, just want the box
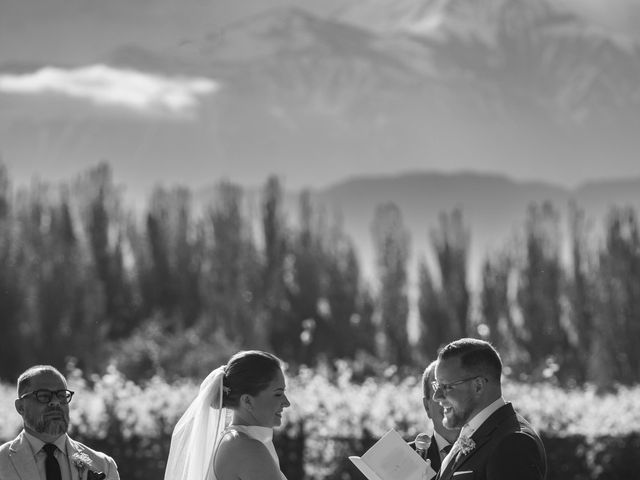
[0,64,219,117]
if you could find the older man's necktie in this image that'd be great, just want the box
[43,444,62,480]
[439,441,458,475]
[440,443,452,460]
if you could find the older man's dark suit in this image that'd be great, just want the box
[436,403,546,480]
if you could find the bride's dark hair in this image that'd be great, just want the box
[222,350,282,408]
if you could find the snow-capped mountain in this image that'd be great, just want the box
[1,1,640,197]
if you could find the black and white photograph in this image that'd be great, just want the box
[1,1,640,479]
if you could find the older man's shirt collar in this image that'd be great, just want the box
[23,431,68,456]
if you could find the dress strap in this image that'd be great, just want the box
[209,428,236,480]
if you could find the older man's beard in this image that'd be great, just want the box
[26,408,69,436]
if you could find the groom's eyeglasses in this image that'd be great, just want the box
[20,389,75,404]
[432,376,482,395]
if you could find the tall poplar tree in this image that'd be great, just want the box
[75,164,137,339]
[430,209,471,339]
[597,206,640,385]
[516,202,569,380]
[0,166,23,380]
[261,176,293,360]
[371,202,411,366]
[205,181,258,343]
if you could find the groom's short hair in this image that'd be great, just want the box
[17,365,66,396]
[438,338,502,381]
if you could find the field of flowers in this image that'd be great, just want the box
[1,363,639,479]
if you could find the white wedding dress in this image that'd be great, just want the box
[211,425,288,480]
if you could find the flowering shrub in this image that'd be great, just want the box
[1,363,639,479]
[0,382,21,440]
[501,382,640,437]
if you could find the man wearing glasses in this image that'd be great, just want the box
[410,360,460,472]
[433,338,547,480]
[0,365,120,480]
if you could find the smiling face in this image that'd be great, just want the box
[433,356,480,430]
[248,369,290,428]
[424,369,454,439]
[15,371,70,441]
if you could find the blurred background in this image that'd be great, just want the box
[1,0,640,478]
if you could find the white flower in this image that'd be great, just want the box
[457,435,476,455]
[71,452,93,472]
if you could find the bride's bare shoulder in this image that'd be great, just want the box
[215,431,281,480]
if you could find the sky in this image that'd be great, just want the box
[1,0,640,193]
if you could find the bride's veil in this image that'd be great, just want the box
[164,366,229,480]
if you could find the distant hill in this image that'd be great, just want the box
[318,172,640,281]
[197,170,640,285]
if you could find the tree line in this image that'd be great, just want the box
[0,163,638,389]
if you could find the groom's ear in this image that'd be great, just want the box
[472,376,485,394]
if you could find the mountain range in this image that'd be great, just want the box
[1,0,640,282]
[2,0,640,194]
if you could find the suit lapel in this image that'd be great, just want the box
[437,448,458,480]
[67,437,87,480]
[439,404,518,479]
[446,430,491,475]
[8,431,41,480]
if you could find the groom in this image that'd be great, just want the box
[0,365,120,480]
[433,338,547,480]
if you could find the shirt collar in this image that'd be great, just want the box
[23,431,68,456]
[462,397,505,438]
[433,431,452,452]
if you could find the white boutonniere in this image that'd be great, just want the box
[457,435,476,456]
[72,452,92,473]
[71,452,106,480]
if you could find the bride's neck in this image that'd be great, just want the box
[231,411,259,427]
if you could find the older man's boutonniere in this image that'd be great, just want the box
[71,452,107,480]
[456,435,476,456]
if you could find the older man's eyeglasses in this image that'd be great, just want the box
[431,376,482,395]
[20,389,75,404]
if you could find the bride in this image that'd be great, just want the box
[164,350,291,480]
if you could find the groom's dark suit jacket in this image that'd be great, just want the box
[436,403,546,480]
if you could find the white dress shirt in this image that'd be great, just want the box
[433,431,452,461]
[23,432,72,480]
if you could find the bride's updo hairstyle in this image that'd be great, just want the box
[222,350,282,409]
